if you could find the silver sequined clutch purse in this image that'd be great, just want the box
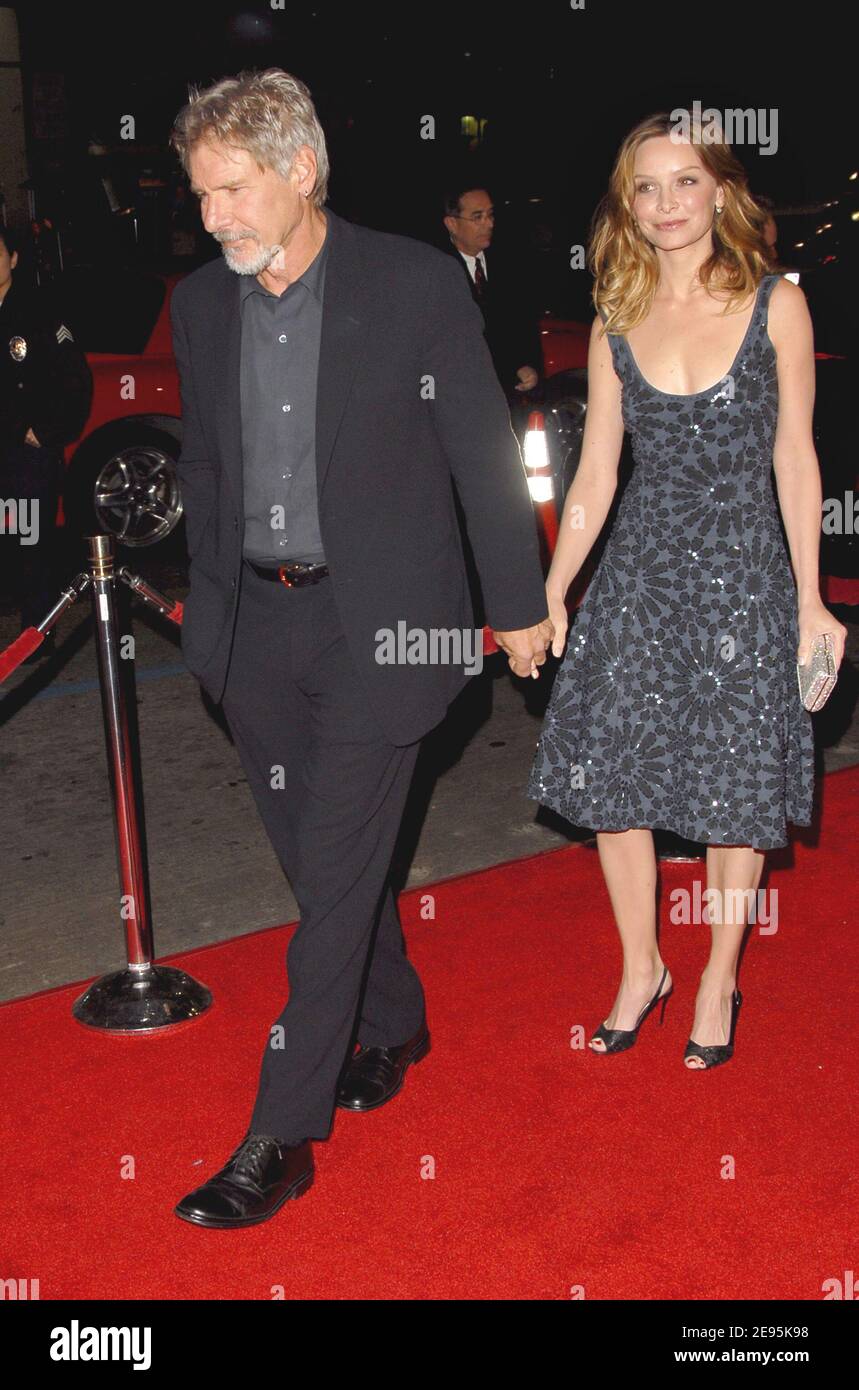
[797,632,837,712]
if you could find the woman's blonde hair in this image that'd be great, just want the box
[590,111,773,334]
[170,67,329,207]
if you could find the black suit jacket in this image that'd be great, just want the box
[447,244,543,393]
[169,207,548,745]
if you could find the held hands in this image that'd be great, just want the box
[514,365,539,392]
[797,597,847,670]
[492,616,555,679]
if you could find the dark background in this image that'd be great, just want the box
[12,0,857,325]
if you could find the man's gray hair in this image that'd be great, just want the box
[170,67,329,206]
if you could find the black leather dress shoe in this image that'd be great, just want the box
[174,1131,314,1229]
[335,1023,430,1111]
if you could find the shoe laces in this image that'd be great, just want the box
[231,1134,281,1180]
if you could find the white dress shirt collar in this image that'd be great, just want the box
[459,249,488,282]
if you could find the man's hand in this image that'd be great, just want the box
[24,427,41,446]
[514,365,539,392]
[492,617,555,679]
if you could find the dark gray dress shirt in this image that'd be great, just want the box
[239,219,329,565]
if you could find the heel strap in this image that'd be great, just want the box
[635,965,670,1027]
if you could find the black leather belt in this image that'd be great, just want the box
[245,557,330,588]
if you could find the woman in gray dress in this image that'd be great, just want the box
[527,112,846,1068]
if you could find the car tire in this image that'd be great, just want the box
[63,424,184,550]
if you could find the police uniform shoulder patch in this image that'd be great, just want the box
[56,324,74,344]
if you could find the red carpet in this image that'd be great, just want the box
[2,769,857,1300]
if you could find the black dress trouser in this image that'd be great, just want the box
[219,558,427,1144]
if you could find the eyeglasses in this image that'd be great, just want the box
[451,209,495,223]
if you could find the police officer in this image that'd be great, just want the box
[0,225,92,660]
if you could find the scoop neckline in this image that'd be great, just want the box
[622,278,769,400]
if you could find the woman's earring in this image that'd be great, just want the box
[715,205,723,214]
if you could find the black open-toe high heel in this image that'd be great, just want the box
[683,988,742,1070]
[589,965,673,1055]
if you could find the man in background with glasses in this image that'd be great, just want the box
[441,183,542,628]
[443,184,541,397]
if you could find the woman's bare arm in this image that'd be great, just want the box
[545,316,625,652]
[769,277,847,666]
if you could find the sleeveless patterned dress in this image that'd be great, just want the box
[527,273,815,850]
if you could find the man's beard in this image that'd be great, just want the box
[216,233,280,276]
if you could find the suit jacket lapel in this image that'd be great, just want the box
[212,263,242,502]
[314,208,371,499]
[448,243,481,307]
[211,207,372,507]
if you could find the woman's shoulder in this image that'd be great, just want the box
[766,273,811,340]
[594,306,623,342]
[766,271,803,300]
[590,307,619,348]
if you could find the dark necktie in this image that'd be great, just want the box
[472,255,486,297]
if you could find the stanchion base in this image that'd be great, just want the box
[72,965,213,1033]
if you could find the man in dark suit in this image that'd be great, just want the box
[443,183,543,397]
[441,183,544,629]
[167,68,553,1229]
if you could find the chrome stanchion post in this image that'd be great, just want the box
[72,533,212,1031]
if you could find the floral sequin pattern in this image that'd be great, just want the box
[527,275,815,849]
